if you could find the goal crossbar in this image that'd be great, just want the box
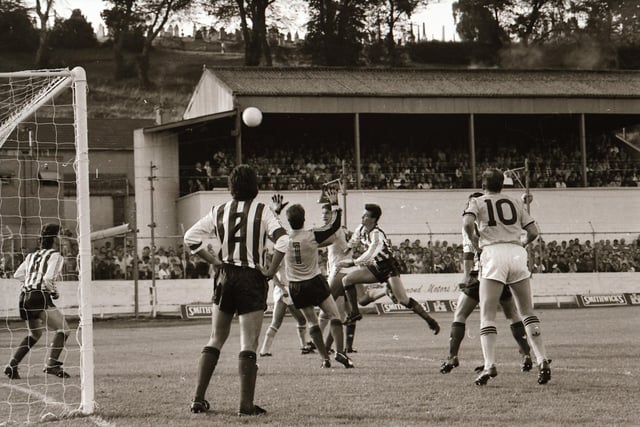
[0,69,74,149]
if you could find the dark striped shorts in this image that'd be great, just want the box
[19,290,55,321]
[214,264,268,315]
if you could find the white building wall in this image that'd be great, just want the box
[183,70,235,119]
[134,129,180,250]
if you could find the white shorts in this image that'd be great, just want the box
[480,244,530,285]
[327,265,357,283]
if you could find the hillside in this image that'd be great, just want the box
[1,44,247,121]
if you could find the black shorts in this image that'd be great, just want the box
[214,264,268,315]
[289,275,331,309]
[19,290,55,321]
[367,257,401,283]
[463,279,513,302]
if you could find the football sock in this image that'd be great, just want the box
[329,319,344,354]
[47,331,68,364]
[324,331,334,352]
[10,335,39,367]
[345,322,356,350]
[318,314,329,334]
[479,322,498,368]
[194,346,220,401]
[406,298,435,323]
[449,322,466,357]
[238,351,258,414]
[344,285,360,316]
[308,325,328,359]
[510,321,531,356]
[296,324,307,348]
[523,315,547,364]
[260,326,277,354]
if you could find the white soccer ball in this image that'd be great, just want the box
[242,107,262,127]
[40,412,59,422]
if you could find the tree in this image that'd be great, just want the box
[572,0,640,45]
[368,0,426,65]
[0,1,39,52]
[204,0,276,66]
[103,0,190,86]
[50,9,98,49]
[305,0,369,66]
[102,0,141,80]
[452,0,510,47]
[34,0,54,68]
[137,0,192,87]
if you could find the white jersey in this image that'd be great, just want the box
[461,227,480,272]
[463,192,534,249]
[326,226,352,272]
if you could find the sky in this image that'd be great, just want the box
[31,0,458,42]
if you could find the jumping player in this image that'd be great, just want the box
[338,204,440,334]
[259,195,314,357]
[440,192,532,374]
[273,189,354,369]
[463,168,551,386]
[317,203,386,354]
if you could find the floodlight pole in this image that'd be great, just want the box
[524,158,530,214]
[341,160,348,224]
[148,162,158,318]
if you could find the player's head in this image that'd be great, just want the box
[481,168,504,193]
[321,203,332,224]
[469,192,484,199]
[362,204,382,229]
[286,204,305,230]
[228,164,259,201]
[365,204,382,221]
[40,223,61,249]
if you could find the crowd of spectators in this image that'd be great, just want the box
[7,234,637,280]
[182,133,639,194]
[1,234,637,280]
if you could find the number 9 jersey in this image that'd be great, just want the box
[463,193,535,249]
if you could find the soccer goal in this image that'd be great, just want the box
[0,68,94,422]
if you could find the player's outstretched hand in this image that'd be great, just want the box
[325,188,339,206]
[271,193,289,215]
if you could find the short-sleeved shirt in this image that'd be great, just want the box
[286,208,341,282]
[349,224,394,267]
[14,249,63,293]
[463,193,534,249]
[326,226,352,272]
[184,199,287,269]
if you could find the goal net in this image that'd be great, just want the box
[0,68,94,423]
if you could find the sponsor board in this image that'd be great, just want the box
[180,303,213,319]
[180,303,276,320]
[626,293,640,305]
[576,294,627,307]
[375,300,456,314]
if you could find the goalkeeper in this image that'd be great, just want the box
[4,223,70,380]
[439,192,532,375]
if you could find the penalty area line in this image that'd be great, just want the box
[0,382,114,427]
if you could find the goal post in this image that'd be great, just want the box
[0,67,94,419]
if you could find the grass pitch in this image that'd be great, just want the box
[2,306,639,426]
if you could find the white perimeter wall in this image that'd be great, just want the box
[172,188,640,243]
[1,273,638,319]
